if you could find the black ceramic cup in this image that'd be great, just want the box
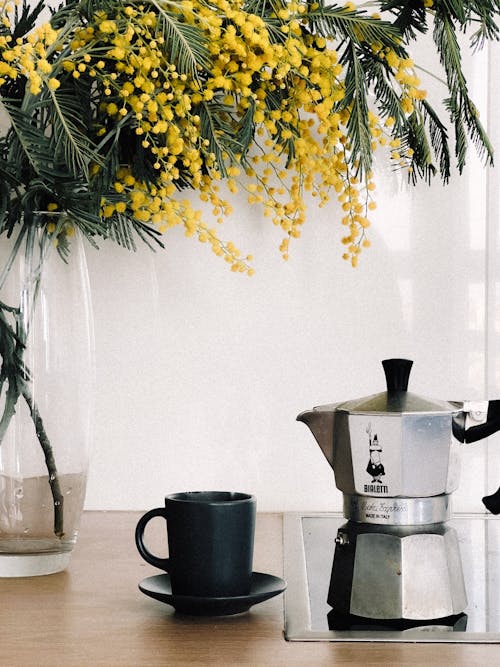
[135,491,256,597]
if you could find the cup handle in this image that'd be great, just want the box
[135,507,170,570]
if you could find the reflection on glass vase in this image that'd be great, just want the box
[0,225,94,576]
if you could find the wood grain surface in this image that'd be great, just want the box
[0,512,498,666]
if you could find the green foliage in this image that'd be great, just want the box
[380,0,497,174]
[0,0,498,258]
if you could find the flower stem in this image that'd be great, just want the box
[20,384,65,538]
[0,227,65,539]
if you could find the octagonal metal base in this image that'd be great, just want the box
[328,521,467,620]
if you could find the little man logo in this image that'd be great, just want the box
[365,422,387,486]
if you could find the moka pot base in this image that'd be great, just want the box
[328,519,467,620]
[333,495,464,620]
[283,513,500,642]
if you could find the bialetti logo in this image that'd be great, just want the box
[364,483,389,494]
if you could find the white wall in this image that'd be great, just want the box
[84,39,500,515]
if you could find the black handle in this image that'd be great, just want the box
[463,400,500,443]
[482,487,500,515]
[457,400,500,515]
[382,359,413,392]
[135,507,170,570]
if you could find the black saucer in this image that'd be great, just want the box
[138,572,286,616]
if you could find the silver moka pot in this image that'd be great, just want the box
[298,359,500,621]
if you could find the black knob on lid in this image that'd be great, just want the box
[382,358,413,392]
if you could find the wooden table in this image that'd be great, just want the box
[1,512,498,666]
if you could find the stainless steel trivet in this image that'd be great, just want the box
[283,512,500,643]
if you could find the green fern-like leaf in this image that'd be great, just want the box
[10,0,46,41]
[42,88,100,179]
[421,99,451,182]
[149,0,212,77]
[243,0,287,18]
[433,10,495,171]
[340,42,373,178]
[402,109,437,185]
[1,100,62,182]
[106,212,164,251]
[363,55,408,131]
[305,3,402,48]
[198,100,247,177]
[236,101,257,166]
[467,0,500,49]
[379,0,429,39]
[440,0,467,23]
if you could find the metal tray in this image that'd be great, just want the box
[284,512,500,643]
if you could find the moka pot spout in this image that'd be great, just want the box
[297,407,337,468]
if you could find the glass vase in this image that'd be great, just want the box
[0,226,94,576]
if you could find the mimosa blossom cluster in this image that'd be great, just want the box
[0,0,428,270]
